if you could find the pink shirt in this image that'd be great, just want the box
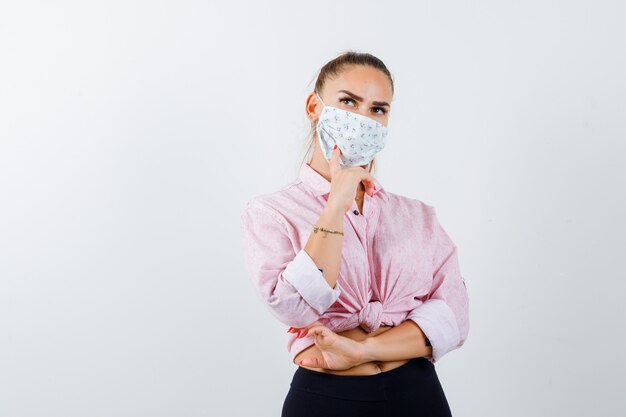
[240,163,470,364]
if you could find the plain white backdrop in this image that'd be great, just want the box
[1,1,625,416]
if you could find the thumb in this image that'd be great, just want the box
[300,356,326,368]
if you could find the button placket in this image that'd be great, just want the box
[352,199,375,316]
[365,198,381,306]
[346,199,367,247]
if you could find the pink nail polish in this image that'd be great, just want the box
[301,330,308,337]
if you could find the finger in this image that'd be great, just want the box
[289,327,310,337]
[288,321,322,332]
[328,144,342,177]
[300,356,326,368]
[290,327,307,337]
[306,325,331,340]
[358,172,377,197]
[294,322,324,338]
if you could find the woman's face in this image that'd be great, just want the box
[309,65,393,128]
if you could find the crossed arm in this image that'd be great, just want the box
[312,266,433,364]
[360,320,433,363]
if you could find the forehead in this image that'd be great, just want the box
[324,65,393,102]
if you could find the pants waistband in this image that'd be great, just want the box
[289,357,436,402]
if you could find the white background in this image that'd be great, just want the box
[1,1,625,416]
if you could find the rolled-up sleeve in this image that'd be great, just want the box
[240,200,341,328]
[406,208,470,363]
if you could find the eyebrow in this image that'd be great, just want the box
[337,90,390,108]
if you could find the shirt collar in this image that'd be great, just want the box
[298,163,388,202]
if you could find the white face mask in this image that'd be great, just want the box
[315,92,389,168]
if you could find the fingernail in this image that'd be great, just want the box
[299,360,303,365]
[333,144,337,149]
[373,185,377,190]
[301,330,308,337]
[288,327,293,332]
[297,330,301,337]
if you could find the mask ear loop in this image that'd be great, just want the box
[316,92,326,107]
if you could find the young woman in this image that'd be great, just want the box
[241,51,470,417]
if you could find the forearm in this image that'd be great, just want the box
[304,204,345,289]
[360,320,432,363]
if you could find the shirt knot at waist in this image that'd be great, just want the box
[358,300,383,333]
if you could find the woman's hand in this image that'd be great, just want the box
[288,322,368,370]
[326,145,378,214]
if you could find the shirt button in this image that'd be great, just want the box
[353,210,359,215]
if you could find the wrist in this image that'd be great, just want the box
[321,204,346,221]
[359,336,379,364]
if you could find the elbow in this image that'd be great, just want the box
[406,298,469,363]
[456,309,470,350]
[264,294,322,328]
[457,331,469,350]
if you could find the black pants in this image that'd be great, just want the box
[281,357,453,417]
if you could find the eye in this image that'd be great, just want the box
[372,107,387,115]
[339,97,356,106]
